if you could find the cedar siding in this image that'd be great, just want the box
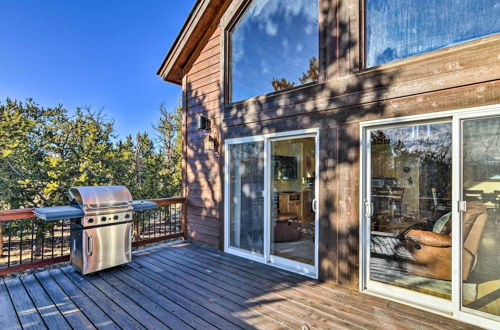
[184,27,223,248]
[173,0,500,290]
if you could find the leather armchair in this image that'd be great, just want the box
[274,213,302,242]
[402,201,488,281]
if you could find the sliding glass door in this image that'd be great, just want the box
[227,141,265,257]
[366,121,453,301]
[269,136,317,275]
[225,130,318,277]
[461,115,500,321]
[361,105,500,326]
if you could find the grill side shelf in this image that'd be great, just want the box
[131,200,158,211]
[34,206,85,221]
[34,200,158,221]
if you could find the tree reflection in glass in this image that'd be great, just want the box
[230,0,318,102]
[369,122,453,299]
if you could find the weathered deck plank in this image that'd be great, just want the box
[20,274,70,329]
[135,252,300,329]
[128,258,251,329]
[60,266,145,329]
[180,243,467,330]
[160,246,391,329]
[0,241,480,330]
[0,281,21,330]
[143,248,366,329]
[96,271,191,330]
[109,269,217,329]
[4,277,47,330]
[33,271,95,330]
[47,269,120,330]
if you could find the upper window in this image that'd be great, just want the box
[366,0,500,67]
[229,0,318,103]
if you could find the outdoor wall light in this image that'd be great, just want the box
[197,115,211,131]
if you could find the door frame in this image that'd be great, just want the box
[359,103,500,328]
[224,128,320,278]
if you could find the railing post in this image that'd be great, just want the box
[0,222,3,257]
[181,200,187,240]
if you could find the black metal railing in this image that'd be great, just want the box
[0,197,185,275]
[132,198,185,247]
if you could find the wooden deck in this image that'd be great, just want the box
[0,242,479,330]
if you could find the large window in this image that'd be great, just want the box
[362,106,500,326]
[229,0,318,103]
[369,122,453,299]
[366,0,500,67]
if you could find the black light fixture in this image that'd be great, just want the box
[197,115,210,131]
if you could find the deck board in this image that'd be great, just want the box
[19,274,70,329]
[0,281,21,330]
[60,266,145,329]
[33,271,95,330]
[159,246,382,328]
[4,277,47,330]
[147,247,368,329]
[47,269,120,330]
[1,241,480,330]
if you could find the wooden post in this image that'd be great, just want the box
[0,222,3,257]
[181,75,188,240]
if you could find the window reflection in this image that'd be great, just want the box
[230,0,318,102]
[229,142,265,254]
[366,0,500,67]
[462,116,500,318]
[369,122,453,299]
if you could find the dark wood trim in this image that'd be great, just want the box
[147,197,185,206]
[158,0,230,84]
[318,0,329,83]
[181,75,189,238]
[0,256,70,275]
[219,0,252,105]
[358,0,366,70]
[132,233,185,248]
[348,0,361,73]
[157,0,212,83]
[0,199,183,222]
[0,208,35,221]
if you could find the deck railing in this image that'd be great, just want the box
[0,197,185,275]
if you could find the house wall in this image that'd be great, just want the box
[183,27,223,248]
[181,0,500,289]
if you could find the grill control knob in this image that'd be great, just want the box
[113,215,119,220]
[101,216,107,221]
[88,218,94,224]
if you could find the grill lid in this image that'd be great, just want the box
[69,186,133,215]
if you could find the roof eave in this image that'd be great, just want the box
[156,0,213,85]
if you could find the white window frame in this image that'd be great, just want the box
[224,128,320,278]
[359,103,500,328]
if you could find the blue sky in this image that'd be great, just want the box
[0,0,195,139]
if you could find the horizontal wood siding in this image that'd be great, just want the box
[177,0,500,292]
[184,27,222,248]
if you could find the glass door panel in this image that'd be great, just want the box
[368,122,453,299]
[270,137,316,266]
[462,115,500,319]
[228,142,265,255]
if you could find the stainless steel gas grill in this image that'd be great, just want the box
[34,186,157,275]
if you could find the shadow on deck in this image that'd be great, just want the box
[0,241,478,330]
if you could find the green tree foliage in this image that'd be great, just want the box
[0,98,182,209]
